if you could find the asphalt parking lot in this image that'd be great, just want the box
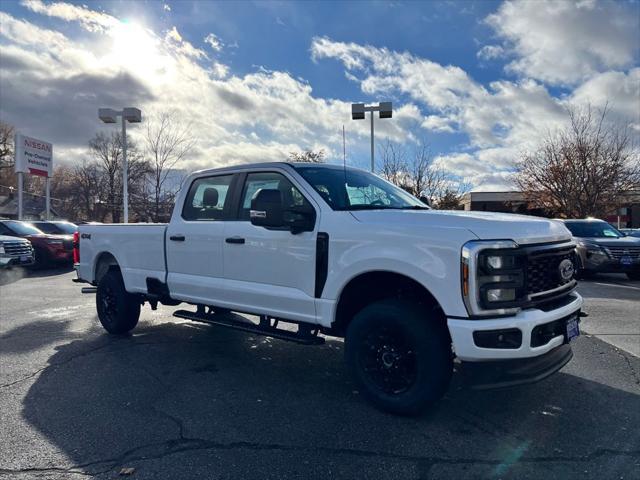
[0,269,639,479]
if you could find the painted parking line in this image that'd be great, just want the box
[592,282,640,291]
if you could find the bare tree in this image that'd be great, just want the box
[378,139,449,203]
[515,104,640,218]
[378,140,407,188]
[0,121,14,171]
[145,112,195,221]
[289,149,325,163]
[89,131,150,222]
[0,121,17,190]
[434,188,462,210]
[407,144,448,201]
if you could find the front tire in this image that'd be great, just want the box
[96,269,140,334]
[345,299,452,415]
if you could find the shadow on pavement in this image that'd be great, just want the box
[0,320,74,354]
[18,321,640,479]
[0,265,74,286]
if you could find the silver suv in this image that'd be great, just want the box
[0,235,35,268]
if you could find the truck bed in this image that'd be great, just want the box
[77,223,168,293]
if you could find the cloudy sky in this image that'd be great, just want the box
[0,0,638,191]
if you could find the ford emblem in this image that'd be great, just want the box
[558,259,575,282]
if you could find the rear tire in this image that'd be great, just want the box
[627,272,640,281]
[345,299,452,415]
[96,269,140,334]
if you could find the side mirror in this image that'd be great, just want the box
[287,204,316,234]
[250,189,284,228]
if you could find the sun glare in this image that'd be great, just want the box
[105,20,165,76]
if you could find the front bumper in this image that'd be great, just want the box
[583,258,640,273]
[458,343,573,390]
[0,255,35,268]
[448,293,583,361]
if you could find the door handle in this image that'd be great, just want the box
[169,235,185,242]
[225,237,245,245]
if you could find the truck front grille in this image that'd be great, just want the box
[2,241,33,257]
[525,244,577,300]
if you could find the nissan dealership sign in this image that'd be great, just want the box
[15,133,53,177]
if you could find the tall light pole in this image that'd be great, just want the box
[98,107,142,223]
[351,102,392,172]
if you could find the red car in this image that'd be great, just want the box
[0,220,74,267]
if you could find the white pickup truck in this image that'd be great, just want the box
[75,162,583,414]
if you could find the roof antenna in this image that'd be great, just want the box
[342,125,346,167]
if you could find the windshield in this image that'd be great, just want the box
[294,166,427,211]
[3,221,44,235]
[31,222,77,234]
[564,221,624,238]
[53,222,78,234]
[31,222,58,234]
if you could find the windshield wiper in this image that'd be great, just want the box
[399,205,430,210]
[345,205,398,211]
[344,205,430,211]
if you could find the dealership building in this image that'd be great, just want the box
[461,191,640,228]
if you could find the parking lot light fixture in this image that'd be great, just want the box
[98,107,142,223]
[351,102,393,172]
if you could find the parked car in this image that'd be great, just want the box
[0,220,74,267]
[558,219,640,280]
[619,228,640,238]
[0,235,35,268]
[28,220,78,235]
[75,162,583,415]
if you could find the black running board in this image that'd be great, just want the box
[173,309,325,345]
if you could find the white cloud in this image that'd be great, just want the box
[163,4,171,12]
[310,35,638,189]
[310,36,567,151]
[570,68,640,128]
[483,0,639,85]
[422,115,455,133]
[477,45,504,61]
[165,26,207,59]
[204,33,223,52]
[0,7,413,175]
[21,0,118,33]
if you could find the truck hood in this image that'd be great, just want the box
[351,209,572,245]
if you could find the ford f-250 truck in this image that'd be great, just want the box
[75,162,583,414]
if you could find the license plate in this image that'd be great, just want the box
[20,255,29,263]
[620,255,633,266]
[566,316,580,342]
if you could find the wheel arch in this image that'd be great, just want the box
[93,251,120,284]
[331,270,448,337]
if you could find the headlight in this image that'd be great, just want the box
[486,288,516,302]
[462,240,525,317]
[577,241,607,254]
[484,254,517,270]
